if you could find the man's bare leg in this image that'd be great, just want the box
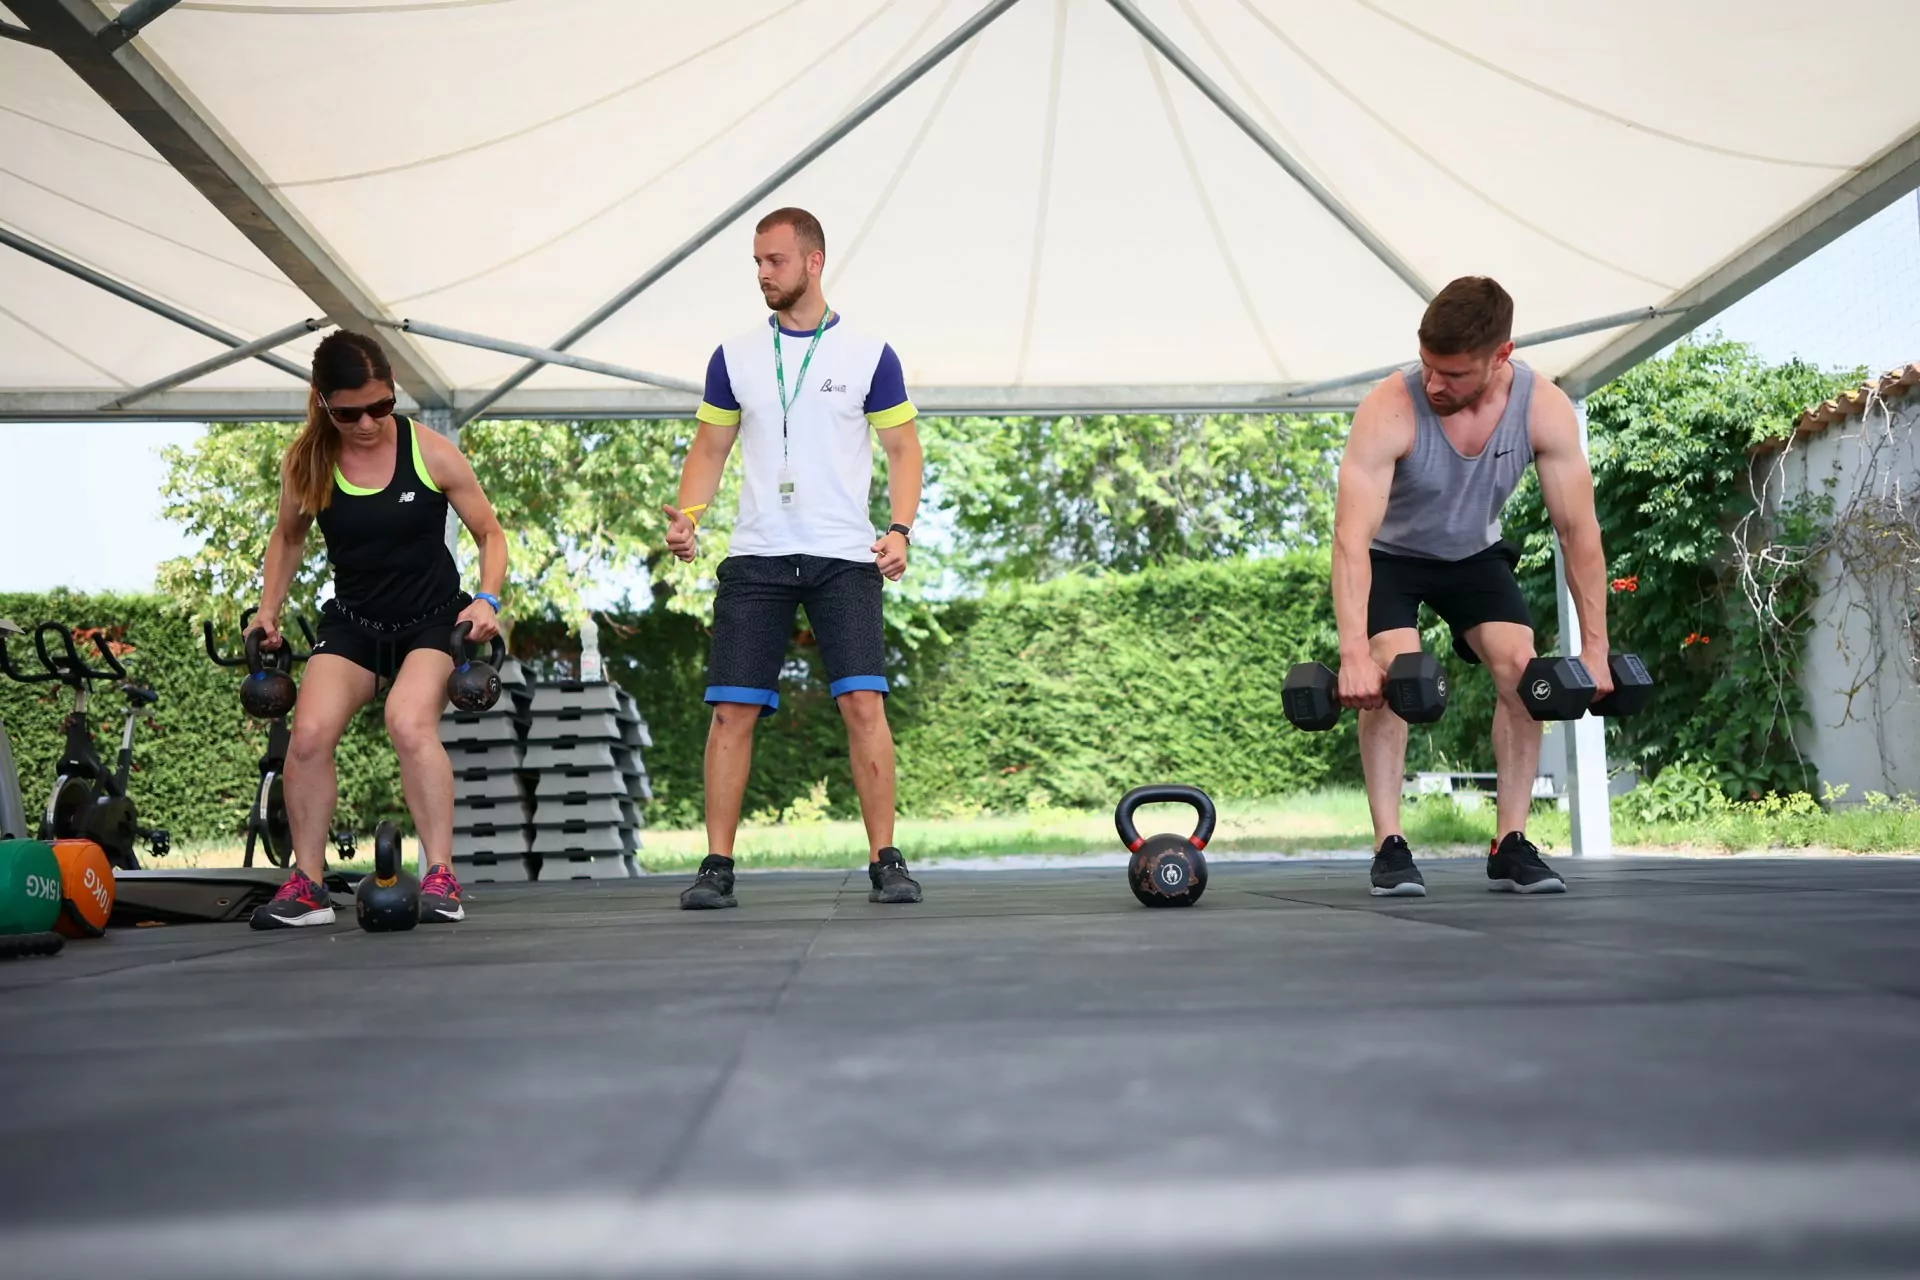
[1360,628,1423,845]
[835,690,896,861]
[1465,621,1567,893]
[1464,622,1544,841]
[680,703,759,910]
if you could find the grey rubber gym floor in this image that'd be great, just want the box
[2,855,1918,1279]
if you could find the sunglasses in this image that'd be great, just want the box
[320,394,396,424]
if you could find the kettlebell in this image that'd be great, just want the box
[355,821,419,932]
[239,628,298,720]
[1116,783,1216,908]
[446,621,505,713]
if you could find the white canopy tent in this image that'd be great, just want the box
[4,0,1920,426]
[7,0,1920,857]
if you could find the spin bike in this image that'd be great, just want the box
[203,611,356,869]
[0,620,170,871]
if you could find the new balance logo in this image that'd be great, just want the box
[819,378,847,393]
[399,491,417,503]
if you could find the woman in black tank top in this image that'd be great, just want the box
[248,331,509,929]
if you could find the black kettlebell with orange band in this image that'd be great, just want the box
[1116,784,1215,908]
[355,821,419,932]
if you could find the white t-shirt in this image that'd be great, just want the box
[696,314,916,562]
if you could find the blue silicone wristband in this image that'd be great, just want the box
[473,593,501,612]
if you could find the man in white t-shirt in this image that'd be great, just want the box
[662,207,925,910]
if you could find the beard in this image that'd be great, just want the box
[1430,374,1492,417]
[762,278,808,312]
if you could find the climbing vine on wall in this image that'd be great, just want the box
[1738,386,1920,787]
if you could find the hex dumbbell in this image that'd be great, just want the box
[1283,652,1450,732]
[1518,652,1654,721]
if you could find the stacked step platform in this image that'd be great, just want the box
[443,660,651,883]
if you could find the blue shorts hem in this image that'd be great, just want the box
[705,685,780,717]
[828,675,890,698]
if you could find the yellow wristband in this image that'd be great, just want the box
[681,503,708,528]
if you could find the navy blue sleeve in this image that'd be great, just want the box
[864,343,916,428]
[696,345,740,424]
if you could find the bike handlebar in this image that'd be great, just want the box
[201,611,315,667]
[34,620,127,685]
[0,630,59,684]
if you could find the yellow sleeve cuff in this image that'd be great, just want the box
[696,402,741,426]
[866,400,917,430]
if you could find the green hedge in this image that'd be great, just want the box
[506,558,1361,826]
[533,556,1459,821]
[524,555,1499,823]
[891,556,1360,812]
[0,591,403,845]
[5,563,1521,841]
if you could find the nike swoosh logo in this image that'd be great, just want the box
[1494,449,1514,459]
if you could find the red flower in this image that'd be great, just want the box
[1611,575,1639,593]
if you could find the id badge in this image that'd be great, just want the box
[777,463,797,508]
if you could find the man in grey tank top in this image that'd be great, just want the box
[1332,277,1616,898]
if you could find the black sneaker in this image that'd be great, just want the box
[679,855,737,910]
[1487,832,1566,894]
[249,869,335,929]
[1369,835,1427,897]
[868,848,922,904]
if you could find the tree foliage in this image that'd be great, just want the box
[921,412,1345,582]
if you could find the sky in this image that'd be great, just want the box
[4,191,1919,596]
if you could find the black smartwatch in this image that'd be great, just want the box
[887,523,913,544]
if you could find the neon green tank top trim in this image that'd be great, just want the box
[333,419,441,495]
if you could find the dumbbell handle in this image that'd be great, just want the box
[1590,652,1653,718]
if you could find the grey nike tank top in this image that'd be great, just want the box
[1371,359,1536,561]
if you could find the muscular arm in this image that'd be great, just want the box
[676,421,738,512]
[422,431,508,600]
[1531,383,1611,683]
[258,470,314,636]
[870,419,922,581]
[876,419,922,529]
[1333,378,1414,660]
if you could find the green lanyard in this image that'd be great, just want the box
[772,308,832,459]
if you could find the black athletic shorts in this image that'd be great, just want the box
[1367,540,1533,665]
[706,555,887,716]
[311,592,470,683]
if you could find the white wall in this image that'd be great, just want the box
[1760,397,1920,799]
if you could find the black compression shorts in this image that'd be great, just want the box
[1366,540,1533,665]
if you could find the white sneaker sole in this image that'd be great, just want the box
[1488,878,1567,894]
[1370,882,1427,897]
[253,906,336,929]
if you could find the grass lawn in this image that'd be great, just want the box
[157,787,1920,874]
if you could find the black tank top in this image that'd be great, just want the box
[315,416,461,623]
